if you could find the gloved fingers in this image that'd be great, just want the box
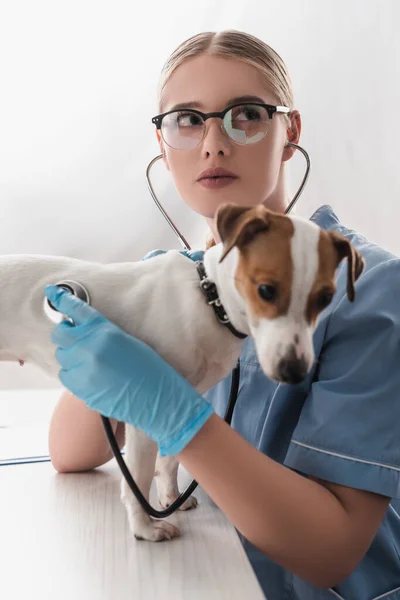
[183,249,205,262]
[55,346,84,371]
[141,249,205,263]
[141,249,167,261]
[58,366,84,398]
[50,312,105,347]
[45,285,107,328]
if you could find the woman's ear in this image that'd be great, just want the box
[156,130,170,171]
[282,110,302,162]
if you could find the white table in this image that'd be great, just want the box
[0,458,266,599]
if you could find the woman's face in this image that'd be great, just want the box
[157,53,301,231]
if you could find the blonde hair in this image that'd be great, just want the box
[157,30,295,249]
[158,30,294,127]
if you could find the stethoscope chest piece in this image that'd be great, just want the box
[43,280,91,325]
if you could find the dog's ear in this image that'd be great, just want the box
[329,231,365,302]
[216,203,271,263]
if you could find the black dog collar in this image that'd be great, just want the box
[196,261,247,340]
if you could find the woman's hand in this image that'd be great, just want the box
[141,248,205,262]
[44,283,213,456]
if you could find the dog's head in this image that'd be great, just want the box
[215,203,365,384]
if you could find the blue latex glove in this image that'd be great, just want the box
[142,248,204,262]
[44,250,212,456]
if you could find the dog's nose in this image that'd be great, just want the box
[277,356,308,385]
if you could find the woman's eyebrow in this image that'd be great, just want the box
[168,95,266,112]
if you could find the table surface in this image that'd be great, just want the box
[0,458,266,600]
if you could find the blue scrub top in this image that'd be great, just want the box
[204,205,400,600]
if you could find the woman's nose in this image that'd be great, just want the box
[200,119,232,158]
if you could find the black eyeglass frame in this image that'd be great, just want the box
[152,102,291,150]
[151,102,291,137]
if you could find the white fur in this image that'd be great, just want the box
[0,217,323,541]
[0,249,245,541]
[250,217,320,380]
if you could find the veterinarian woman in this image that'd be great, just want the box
[46,31,400,598]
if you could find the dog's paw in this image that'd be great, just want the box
[133,519,181,542]
[159,493,198,511]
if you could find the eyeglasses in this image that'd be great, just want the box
[152,102,290,150]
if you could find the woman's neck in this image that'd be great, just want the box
[204,185,291,244]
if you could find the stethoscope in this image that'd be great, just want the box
[45,141,310,518]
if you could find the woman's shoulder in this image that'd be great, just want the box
[312,204,400,288]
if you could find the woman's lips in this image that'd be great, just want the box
[197,176,238,189]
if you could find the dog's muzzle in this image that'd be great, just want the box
[43,280,91,325]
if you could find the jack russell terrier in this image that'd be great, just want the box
[0,203,365,542]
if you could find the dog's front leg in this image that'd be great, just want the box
[155,453,198,511]
[121,425,180,542]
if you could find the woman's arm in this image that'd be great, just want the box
[44,284,390,587]
[177,413,390,589]
[48,389,125,473]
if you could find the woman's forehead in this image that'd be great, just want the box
[161,54,278,112]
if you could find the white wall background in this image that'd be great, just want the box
[0,0,399,389]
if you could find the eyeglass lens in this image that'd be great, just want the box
[161,104,271,149]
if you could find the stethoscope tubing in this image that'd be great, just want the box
[145,142,311,253]
[50,142,311,518]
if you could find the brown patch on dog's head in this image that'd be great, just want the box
[216,203,271,262]
[215,203,296,322]
[214,204,365,327]
[320,231,365,302]
[329,231,365,301]
[304,229,365,326]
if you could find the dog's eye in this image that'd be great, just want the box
[317,290,334,310]
[258,284,277,303]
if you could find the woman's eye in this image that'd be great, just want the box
[317,290,334,310]
[176,112,202,127]
[233,106,262,122]
[258,284,277,303]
